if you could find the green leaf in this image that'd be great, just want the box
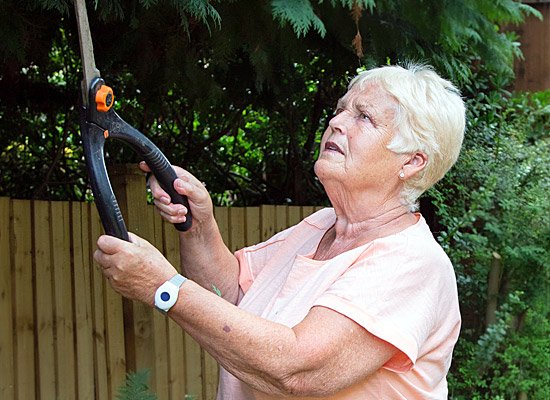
[271,0,326,37]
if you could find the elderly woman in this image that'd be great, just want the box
[94,64,465,399]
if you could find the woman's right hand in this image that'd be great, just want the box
[139,161,214,232]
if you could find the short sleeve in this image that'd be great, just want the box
[313,236,455,372]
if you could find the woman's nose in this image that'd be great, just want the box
[328,111,349,135]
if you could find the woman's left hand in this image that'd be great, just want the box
[93,232,178,306]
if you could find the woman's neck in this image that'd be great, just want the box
[332,203,413,237]
[313,190,417,261]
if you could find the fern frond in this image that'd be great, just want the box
[115,370,157,400]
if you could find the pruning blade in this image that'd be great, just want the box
[74,0,100,107]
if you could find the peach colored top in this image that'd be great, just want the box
[217,208,461,399]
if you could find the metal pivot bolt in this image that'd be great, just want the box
[95,85,114,112]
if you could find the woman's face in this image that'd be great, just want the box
[314,82,403,193]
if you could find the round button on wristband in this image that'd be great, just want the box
[154,274,187,313]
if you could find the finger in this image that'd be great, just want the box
[174,178,195,195]
[158,209,187,224]
[139,161,151,173]
[94,248,112,270]
[147,176,170,203]
[174,179,210,209]
[176,169,205,188]
[174,177,209,200]
[153,199,187,215]
[154,193,174,207]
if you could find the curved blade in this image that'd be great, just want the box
[74,0,100,106]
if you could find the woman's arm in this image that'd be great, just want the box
[141,162,240,304]
[94,234,398,397]
[173,281,398,397]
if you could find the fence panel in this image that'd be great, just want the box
[12,200,35,400]
[1,188,322,400]
[34,201,56,400]
[51,201,76,399]
[0,197,14,400]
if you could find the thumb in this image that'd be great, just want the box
[128,232,147,246]
[127,232,157,251]
[97,234,130,255]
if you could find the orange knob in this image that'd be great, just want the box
[95,85,114,112]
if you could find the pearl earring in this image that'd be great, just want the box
[399,171,405,179]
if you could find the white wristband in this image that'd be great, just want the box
[154,274,187,313]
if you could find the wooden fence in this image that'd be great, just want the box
[0,165,323,400]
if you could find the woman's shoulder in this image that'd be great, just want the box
[363,214,454,276]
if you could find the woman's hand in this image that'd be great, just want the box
[139,162,214,232]
[94,232,178,306]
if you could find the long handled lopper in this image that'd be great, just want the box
[73,0,192,240]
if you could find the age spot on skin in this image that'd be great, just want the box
[223,324,231,333]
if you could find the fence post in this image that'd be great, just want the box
[109,164,156,376]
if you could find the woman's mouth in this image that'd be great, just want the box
[324,141,344,155]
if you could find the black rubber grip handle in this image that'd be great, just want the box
[81,78,193,239]
[109,121,193,232]
[80,113,130,240]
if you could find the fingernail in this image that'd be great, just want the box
[176,179,185,189]
[160,196,170,204]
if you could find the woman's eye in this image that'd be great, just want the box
[360,113,371,121]
[334,108,344,115]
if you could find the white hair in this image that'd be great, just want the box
[349,64,466,211]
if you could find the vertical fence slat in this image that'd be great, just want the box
[111,165,156,375]
[168,218,205,400]
[51,201,76,399]
[301,206,315,219]
[164,221,186,400]
[72,202,95,400]
[86,202,126,398]
[215,207,230,248]
[185,334,203,400]
[245,207,260,247]
[0,198,14,400]
[34,201,56,400]
[260,205,276,241]
[275,205,288,234]
[103,270,126,399]
[229,207,245,252]
[150,207,169,400]
[90,205,109,400]
[203,350,219,400]
[12,200,35,400]
[177,205,204,398]
[288,206,301,227]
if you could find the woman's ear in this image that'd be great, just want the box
[401,152,428,180]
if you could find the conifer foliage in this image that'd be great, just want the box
[0,0,539,203]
